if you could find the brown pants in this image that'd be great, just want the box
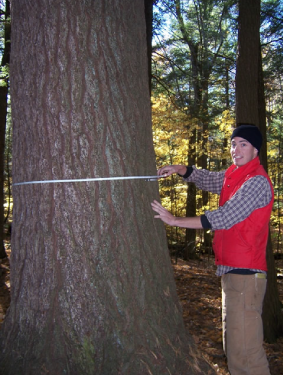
[221,273,270,375]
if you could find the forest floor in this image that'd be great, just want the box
[0,241,283,374]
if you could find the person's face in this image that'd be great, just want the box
[230,137,258,167]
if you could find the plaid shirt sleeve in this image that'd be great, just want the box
[205,175,273,230]
[184,166,225,195]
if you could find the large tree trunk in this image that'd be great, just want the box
[144,0,154,93]
[258,46,283,342]
[0,0,11,260]
[0,1,215,374]
[236,0,283,343]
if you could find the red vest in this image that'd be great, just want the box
[213,157,274,271]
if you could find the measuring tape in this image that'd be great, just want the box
[13,175,161,186]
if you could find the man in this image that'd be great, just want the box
[151,124,274,375]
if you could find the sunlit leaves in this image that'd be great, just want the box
[152,94,233,243]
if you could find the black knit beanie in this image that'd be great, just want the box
[231,124,262,153]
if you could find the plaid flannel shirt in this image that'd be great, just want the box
[184,166,273,276]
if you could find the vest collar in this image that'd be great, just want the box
[225,156,260,180]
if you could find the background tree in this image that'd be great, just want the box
[144,0,156,93]
[261,0,283,254]
[152,0,283,264]
[0,1,215,374]
[152,0,238,254]
[235,0,283,342]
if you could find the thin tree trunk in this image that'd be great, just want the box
[184,128,197,259]
[236,0,260,125]
[0,86,8,259]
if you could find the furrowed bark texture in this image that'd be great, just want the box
[235,0,260,125]
[0,1,214,374]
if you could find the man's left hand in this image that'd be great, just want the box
[151,200,176,226]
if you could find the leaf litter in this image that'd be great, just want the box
[173,257,283,375]
[0,245,283,374]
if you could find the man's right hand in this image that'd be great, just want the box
[157,165,187,177]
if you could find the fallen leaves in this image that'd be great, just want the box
[173,257,283,375]
[1,248,282,374]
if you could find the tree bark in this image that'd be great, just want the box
[258,45,283,342]
[0,0,11,259]
[0,1,215,374]
[236,0,260,125]
[144,0,154,93]
[0,85,8,260]
[236,0,283,343]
